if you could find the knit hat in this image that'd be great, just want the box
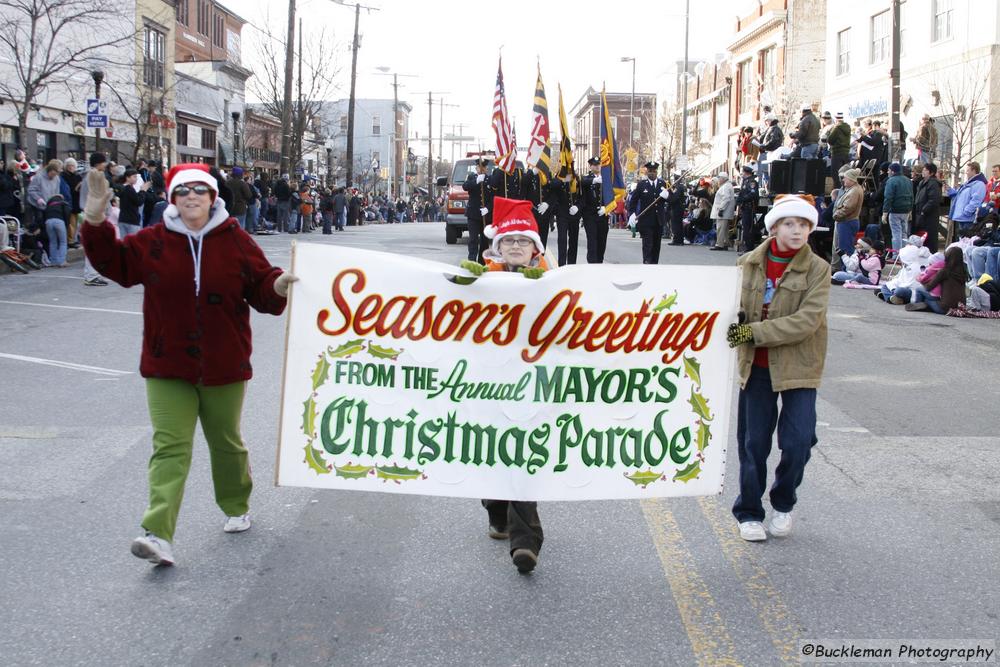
[763,194,818,233]
[165,163,218,201]
[232,166,244,177]
[483,196,543,254]
[889,162,901,173]
[842,168,861,183]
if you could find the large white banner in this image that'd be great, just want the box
[276,244,741,500]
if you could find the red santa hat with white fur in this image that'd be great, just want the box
[483,196,544,254]
[165,163,219,202]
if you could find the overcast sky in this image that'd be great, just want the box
[219,0,738,151]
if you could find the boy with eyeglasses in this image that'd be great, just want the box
[458,196,548,572]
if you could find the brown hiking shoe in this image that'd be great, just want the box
[511,548,538,574]
[488,524,509,540]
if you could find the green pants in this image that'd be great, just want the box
[142,379,252,542]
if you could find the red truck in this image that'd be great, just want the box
[436,151,523,245]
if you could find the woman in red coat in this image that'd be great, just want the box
[82,164,297,566]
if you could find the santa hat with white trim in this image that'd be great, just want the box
[484,196,544,254]
[165,163,218,201]
[763,193,818,233]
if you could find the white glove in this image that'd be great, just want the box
[593,175,602,184]
[274,272,299,298]
[537,202,549,215]
[569,205,579,216]
[659,188,670,200]
[598,207,608,217]
[628,213,637,227]
[476,173,485,184]
[479,207,488,216]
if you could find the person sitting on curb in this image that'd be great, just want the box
[80,163,297,567]
[905,246,967,314]
[457,196,547,573]
[878,241,931,304]
[831,237,885,285]
[726,194,830,542]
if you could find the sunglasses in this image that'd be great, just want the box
[173,184,213,197]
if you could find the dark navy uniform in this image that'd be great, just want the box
[736,169,760,252]
[581,158,608,263]
[552,174,582,265]
[462,167,493,262]
[666,177,687,245]
[489,166,527,201]
[628,166,667,264]
[524,169,557,250]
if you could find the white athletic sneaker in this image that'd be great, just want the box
[738,521,768,542]
[767,511,793,537]
[223,513,251,533]
[131,533,175,566]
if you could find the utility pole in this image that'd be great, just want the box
[296,16,303,175]
[375,67,416,197]
[280,0,295,176]
[681,0,690,159]
[346,4,360,186]
[427,92,433,194]
[889,0,901,162]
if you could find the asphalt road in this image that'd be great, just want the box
[1,222,998,667]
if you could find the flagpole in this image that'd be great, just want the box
[681,0,690,158]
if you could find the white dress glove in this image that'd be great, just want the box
[569,205,579,216]
[476,173,485,184]
[659,188,670,200]
[537,202,549,215]
[593,175,602,184]
[628,213,637,227]
[274,272,299,298]
[598,206,608,217]
[479,207,488,216]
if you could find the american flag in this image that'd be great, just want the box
[492,58,517,174]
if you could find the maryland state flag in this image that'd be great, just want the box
[556,83,577,194]
[526,67,553,185]
[599,86,626,214]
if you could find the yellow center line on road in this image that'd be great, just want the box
[697,496,803,664]
[641,498,742,667]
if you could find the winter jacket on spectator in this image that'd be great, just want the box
[44,195,71,224]
[883,173,914,213]
[833,184,864,221]
[226,175,252,216]
[711,180,736,220]
[760,123,784,153]
[26,172,63,211]
[61,170,82,213]
[117,184,145,225]
[827,121,851,157]
[794,112,820,145]
[948,173,988,223]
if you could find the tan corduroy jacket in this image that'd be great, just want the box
[737,240,830,391]
[832,184,864,221]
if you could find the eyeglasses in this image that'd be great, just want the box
[499,237,534,247]
[173,184,213,197]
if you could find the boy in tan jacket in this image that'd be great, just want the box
[726,194,830,541]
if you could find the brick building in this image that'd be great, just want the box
[569,87,657,180]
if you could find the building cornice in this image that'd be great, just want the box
[728,10,787,54]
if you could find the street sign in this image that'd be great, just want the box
[676,154,690,172]
[85,98,108,115]
[294,165,305,175]
[86,114,108,129]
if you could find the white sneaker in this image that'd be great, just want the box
[767,511,793,537]
[223,513,251,533]
[131,533,175,566]
[738,521,768,542]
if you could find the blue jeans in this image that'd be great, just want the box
[45,218,67,265]
[339,209,347,229]
[835,219,859,255]
[276,201,291,232]
[118,222,140,238]
[235,213,247,231]
[799,143,819,159]
[732,365,818,523]
[880,285,911,302]
[914,286,946,314]
[887,212,909,252]
[832,270,872,284]
[246,203,259,234]
[970,246,1000,280]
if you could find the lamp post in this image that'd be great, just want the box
[621,57,636,157]
[231,110,241,167]
[92,70,104,155]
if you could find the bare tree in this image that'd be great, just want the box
[929,58,1000,187]
[0,0,134,148]
[102,80,176,165]
[248,12,342,174]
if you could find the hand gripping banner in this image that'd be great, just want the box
[276,244,741,501]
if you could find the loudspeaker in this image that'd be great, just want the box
[768,159,825,196]
[769,160,791,194]
[790,158,826,196]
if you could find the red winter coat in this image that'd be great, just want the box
[82,215,286,386]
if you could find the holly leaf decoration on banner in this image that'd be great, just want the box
[688,387,713,423]
[311,354,331,389]
[696,421,712,452]
[335,463,374,479]
[682,355,702,388]
[303,444,330,475]
[376,464,424,482]
[624,469,665,488]
[652,290,679,312]
[328,339,366,359]
[368,342,403,361]
[302,397,317,438]
[673,460,702,482]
